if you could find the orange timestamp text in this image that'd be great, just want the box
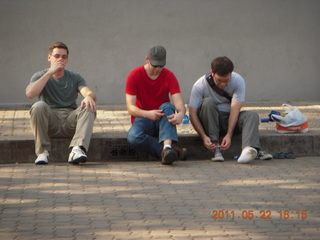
[211,210,308,220]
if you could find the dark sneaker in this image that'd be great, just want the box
[161,147,178,165]
[68,146,87,164]
[35,150,49,164]
[172,145,188,160]
[211,146,224,162]
[258,151,273,160]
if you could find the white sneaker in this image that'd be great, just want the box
[237,147,257,164]
[35,150,49,165]
[211,146,224,162]
[68,146,87,164]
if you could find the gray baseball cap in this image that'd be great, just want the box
[148,45,166,66]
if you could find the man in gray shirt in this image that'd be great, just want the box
[189,56,271,163]
[26,42,97,165]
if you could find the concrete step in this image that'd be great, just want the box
[1,101,320,163]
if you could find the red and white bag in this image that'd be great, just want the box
[270,104,309,133]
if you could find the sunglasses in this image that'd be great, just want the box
[150,63,164,68]
[51,54,68,60]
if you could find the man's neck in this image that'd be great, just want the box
[144,64,161,80]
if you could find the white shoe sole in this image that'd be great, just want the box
[211,156,224,162]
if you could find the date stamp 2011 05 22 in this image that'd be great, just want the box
[211,210,308,220]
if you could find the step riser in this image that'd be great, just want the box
[1,134,319,163]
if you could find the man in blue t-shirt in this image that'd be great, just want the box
[189,56,272,163]
[26,42,97,165]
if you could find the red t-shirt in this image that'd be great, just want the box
[125,65,181,123]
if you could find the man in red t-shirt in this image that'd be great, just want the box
[125,45,187,165]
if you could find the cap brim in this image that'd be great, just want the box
[150,59,166,66]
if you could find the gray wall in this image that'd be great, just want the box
[1,0,319,106]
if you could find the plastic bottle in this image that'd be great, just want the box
[261,118,270,123]
[181,104,190,134]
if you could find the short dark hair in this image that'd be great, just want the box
[211,56,234,76]
[49,42,69,55]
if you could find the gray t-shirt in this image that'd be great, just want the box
[30,69,87,109]
[189,72,245,112]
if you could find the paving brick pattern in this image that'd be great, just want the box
[0,157,319,239]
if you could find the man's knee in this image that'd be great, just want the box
[77,106,96,118]
[201,98,217,109]
[30,101,50,115]
[197,98,218,117]
[241,111,259,124]
[159,102,175,115]
[247,111,259,120]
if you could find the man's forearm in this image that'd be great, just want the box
[226,114,238,137]
[226,102,242,137]
[25,72,51,99]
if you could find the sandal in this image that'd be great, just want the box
[273,152,295,159]
[285,152,295,159]
[273,152,285,159]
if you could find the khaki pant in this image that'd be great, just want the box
[30,101,96,155]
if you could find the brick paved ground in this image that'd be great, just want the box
[0,157,319,240]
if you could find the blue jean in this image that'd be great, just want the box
[127,103,178,159]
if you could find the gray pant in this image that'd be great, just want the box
[197,98,260,150]
[30,101,96,155]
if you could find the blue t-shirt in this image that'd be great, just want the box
[189,72,246,112]
[30,69,87,109]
